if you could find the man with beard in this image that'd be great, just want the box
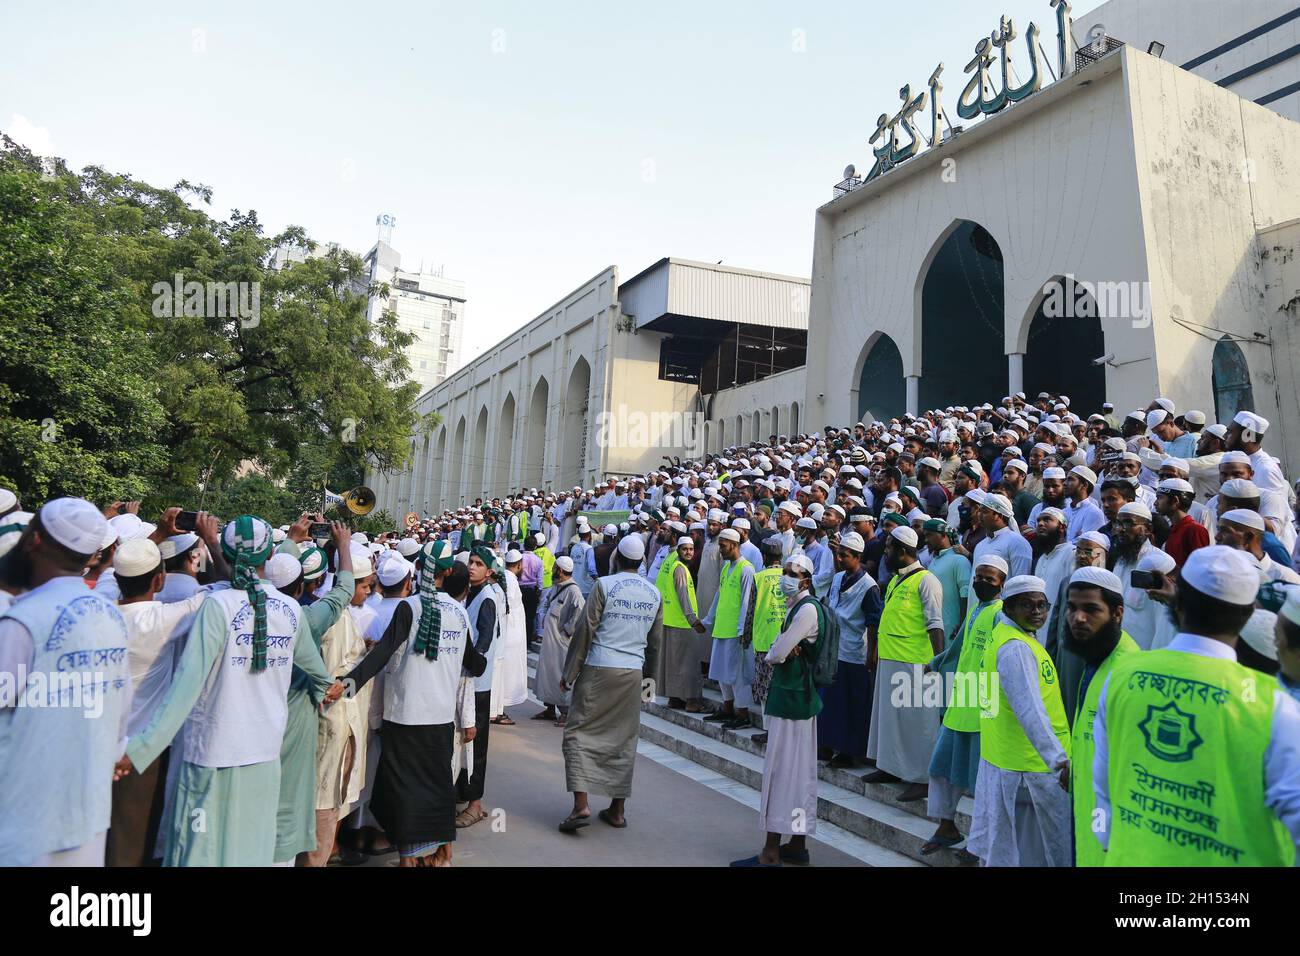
[1060,568,1139,866]
[1044,531,1110,721]
[970,493,1032,583]
[1026,466,1067,528]
[945,461,985,529]
[968,576,1072,867]
[1031,508,1074,620]
[1000,458,1039,530]
[1063,466,1106,544]
[1110,502,1162,649]
[921,555,1007,858]
[694,509,727,670]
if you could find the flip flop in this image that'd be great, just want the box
[558,812,591,833]
[531,710,556,720]
[455,808,487,829]
[597,808,627,829]
[729,855,780,867]
[920,834,963,855]
[955,848,980,864]
[495,716,516,726]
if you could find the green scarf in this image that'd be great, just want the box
[221,515,274,672]
[413,540,454,660]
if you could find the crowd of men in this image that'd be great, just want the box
[2,388,1299,867]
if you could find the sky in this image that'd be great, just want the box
[2,0,1073,366]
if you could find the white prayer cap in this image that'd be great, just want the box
[271,528,287,544]
[376,553,413,587]
[1118,501,1152,522]
[576,515,590,527]
[350,531,369,545]
[617,534,647,561]
[1281,586,1300,627]
[1102,436,1126,452]
[0,511,31,559]
[1204,423,1229,440]
[1220,450,1251,466]
[504,549,523,564]
[917,456,941,471]
[1078,530,1111,551]
[301,547,328,580]
[796,516,818,531]
[158,532,199,561]
[603,523,618,536]
[555,555,575,573]
[1152,397,1174,414]
[839,531,866,553]
[41,498,109,555]
[938,429,958,442]
[455,552,471,566]
[534,532,547,546]
[1234,608,1279,663]
[0,489,15,513]
[1001,575,1047,600]
[108,512,148,543]
[1042,466,1066,480]
[1039,506,1068,526]
[717,528,741,545]
[1068,566,1123,596]
[769,546,815,581]
[1156,478,1194,495]
[689,521,706,532]
[1219,508,1265,532]
[975,554,1009,576]
[889,526,918,548]
[731,517,751,531]
[351,548,374,579]
[707,508,727,523]
[982,493,1014,520]
[1219,477,1259,500]
[1126,410,1147,424]
[964,488,987,507]
[265,552,303,589]
[395,537,422,557]
[114,538,162,577]
[1184,410,1207,426]
[1233,411,1269,435]
[1146,409,1169,429]
[1070,465,1098,487]
[1160,457,1189,473]
[1181,545,1258,605]
[1136,550,1177,576]
[1004,458,1028,475]
[777,501,802,517]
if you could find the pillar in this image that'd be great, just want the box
[1008,352,1025,397]
[905,375,920,416]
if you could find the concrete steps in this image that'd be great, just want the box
[526,650,975,867]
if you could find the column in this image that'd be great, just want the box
[905,375,920,416]
[1008,352,1024,397]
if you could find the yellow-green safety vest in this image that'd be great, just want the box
[1070,631,1140,867]
[536,547,555,589]
[940,600,1002,732]
[751,566,787,654]
[657,552,697,629]
[711,558,753,639]
[979,621,1070,772]
[878,568,934,664]
[1102,649,1295,867]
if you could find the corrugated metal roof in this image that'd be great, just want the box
[621,258,809,331]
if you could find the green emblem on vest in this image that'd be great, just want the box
[1137,700,1203,763]
[1040,658,1055,685]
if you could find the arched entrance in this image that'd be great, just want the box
[561,358,591,490]
[468,406,489,503]
[523,378,549,491]
[856,333,906,423]
[1023,277,1106,413]
[918,221,1007,410]
[496,393,516,495]
[1212,337,1255,424]
[449,416,467,506]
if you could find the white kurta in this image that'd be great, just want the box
[760,603,820,837]
[492,571,529,713]
[966,634,1071,867]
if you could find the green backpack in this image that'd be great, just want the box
[787,594,839,688]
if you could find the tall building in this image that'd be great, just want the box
[363,240,465,393]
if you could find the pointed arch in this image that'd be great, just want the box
[496,392,517,497]
[560,357,592,490]
[430,426,447,511]
[448,415,467,507]
[523,377,549,491]
[468,405,489,503]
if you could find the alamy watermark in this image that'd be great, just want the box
[595,406,705,455]
[1041,275,1151,328]
[152,273,260,328]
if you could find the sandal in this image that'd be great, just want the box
[558,812,591,833]
[455,807,487,828]
[597,808,627,829]
[531,710,557,721]
[494,715,516,726]
[920,834,962,855]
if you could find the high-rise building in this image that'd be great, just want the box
[362,240,465,393]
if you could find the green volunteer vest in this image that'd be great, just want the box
[878,567,933,664]
[941,601,1002,732]
[764,595,823,721]
[711,558,753,639]
[1103,649,1294,867]
[520,512,529,538]
[1071,631,1140,868]
[979,621,1070,772]
[536,547,555,588]
[657,552,697,629]
[751,567,788,653]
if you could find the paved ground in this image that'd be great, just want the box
[361,698,860,867]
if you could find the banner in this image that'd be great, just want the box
[578,509,630,529]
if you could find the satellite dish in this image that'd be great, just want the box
[843,164,858,180]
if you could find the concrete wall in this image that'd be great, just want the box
[701,366,809,453]
[807,49,1156,432]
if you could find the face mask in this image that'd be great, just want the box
[780,575,803,599]
[972,580,1000,603]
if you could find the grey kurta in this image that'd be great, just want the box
[657,562,703,700]
[535,582,584,708]
[694,538,723,663]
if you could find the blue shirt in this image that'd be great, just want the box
[927,547,972,639]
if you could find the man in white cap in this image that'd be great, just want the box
[864,525,945,802]
[1059,566,1140,867]
[1093,546,1300,865]
[0,498,132,866]
[922,554,1007,858]
[701,528,757,729]
[534,555,585,724]
[1227,411,1292,509]
[107,518,223,867]
[968,575,1072,866]
[1064,466,1107,543]
[1109,501,1163,649]
[971,493,1032,584]
[1216,508,1300,586]
[654,534,707,712]
[569,521,597,598]
[491,548,530,726]
[1275,589,1300,704]
[115,515,342,865]
[558,533,663,831]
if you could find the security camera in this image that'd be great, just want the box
[1092,353,1115,367]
